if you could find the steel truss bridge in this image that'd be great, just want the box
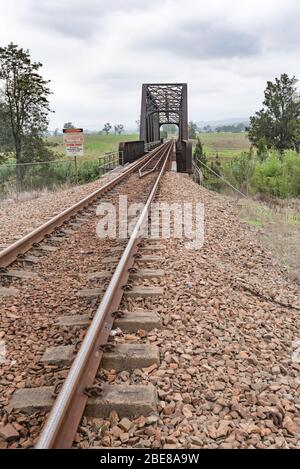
[120,83,192,173]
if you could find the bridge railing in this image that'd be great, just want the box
[144,140,162,152]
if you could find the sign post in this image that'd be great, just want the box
[63,128,84,156]
[74,155,78,182]
[63,129,84,182]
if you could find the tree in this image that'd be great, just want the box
[194,137,208,185]
[203,125,212,133]
[210,154,221,176]
[256,138,269,162]
[0,42,53,190]
[228,148,256,194]
[63,122,75,129]
[160,129,168,139]
[114,124,124,135]
[194,137,207,167]
[0,102,14,160]
[249,74,300,154]
[102,122,112,135]
[161,124,177,136]
[188,121,198,139]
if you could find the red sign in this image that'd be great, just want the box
[63,129,84,156]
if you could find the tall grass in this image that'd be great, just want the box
[0,157,117,198]
[197,147,300,199]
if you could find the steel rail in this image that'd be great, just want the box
[0,144,165,268]
[139,142,170,178]
[35,139,173,449]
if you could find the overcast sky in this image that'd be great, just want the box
[1,0,299,130]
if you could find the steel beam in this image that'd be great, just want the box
[140,83,188,143]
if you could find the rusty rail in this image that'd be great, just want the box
[0,145,165,268]
[139,143,170,178]
[35,140,173,449]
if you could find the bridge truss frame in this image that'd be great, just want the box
[139,83,188,143]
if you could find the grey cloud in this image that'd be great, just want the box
[27,0,153,39]
[270,16,300,51]
[138,21,260,59]
[27,2,101,39]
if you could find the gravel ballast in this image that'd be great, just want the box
[76,172,300,449]
[0,169,124,246]
[0,171,156,448]
[0,170,299,449]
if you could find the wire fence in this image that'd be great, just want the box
[192,160,248,198]
[192,154,251,199]
[0,152,120,198]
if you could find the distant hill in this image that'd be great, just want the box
[197,118,250,130]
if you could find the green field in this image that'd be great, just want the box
[49,131,250,160]
[49,133,139,159]
[195,132,250,158]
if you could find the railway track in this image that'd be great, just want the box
[2,140,299,451]
[139,145,170,178]
[0,143,167,269]
[0,140,173,449]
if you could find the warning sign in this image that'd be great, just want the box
[63,128,84,156]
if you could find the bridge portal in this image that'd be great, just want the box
[119,83,192,173]
[140,83,192,174]
[139,83,188,142]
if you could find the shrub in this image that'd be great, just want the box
[252,153,300,197]
[222,149,256,195]
[0,157,115,198]
[204,148,299,199]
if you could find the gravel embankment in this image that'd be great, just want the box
[78,172,300,449]
[0,169,124,246]
[1,171,299,449]
[0,172,156,449]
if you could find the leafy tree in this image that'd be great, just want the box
[205,154,223,191]
[193,137,208,185]
[249,74,300,154]
[160,129,168,139]
[63,122,75,129]
[227,148,256,194]
[188,121,199,139]
[114,124,124,135]
[256,138,269,162]
[194,137,207,167]
[0,102,14,160]
[0,42,53,190]
[210,154,221,176]
[102,122,112,135]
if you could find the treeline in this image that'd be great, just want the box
[55,122,125,135]
[188,121,247,138]
[215,123,246,133]
[194,74,300,199]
